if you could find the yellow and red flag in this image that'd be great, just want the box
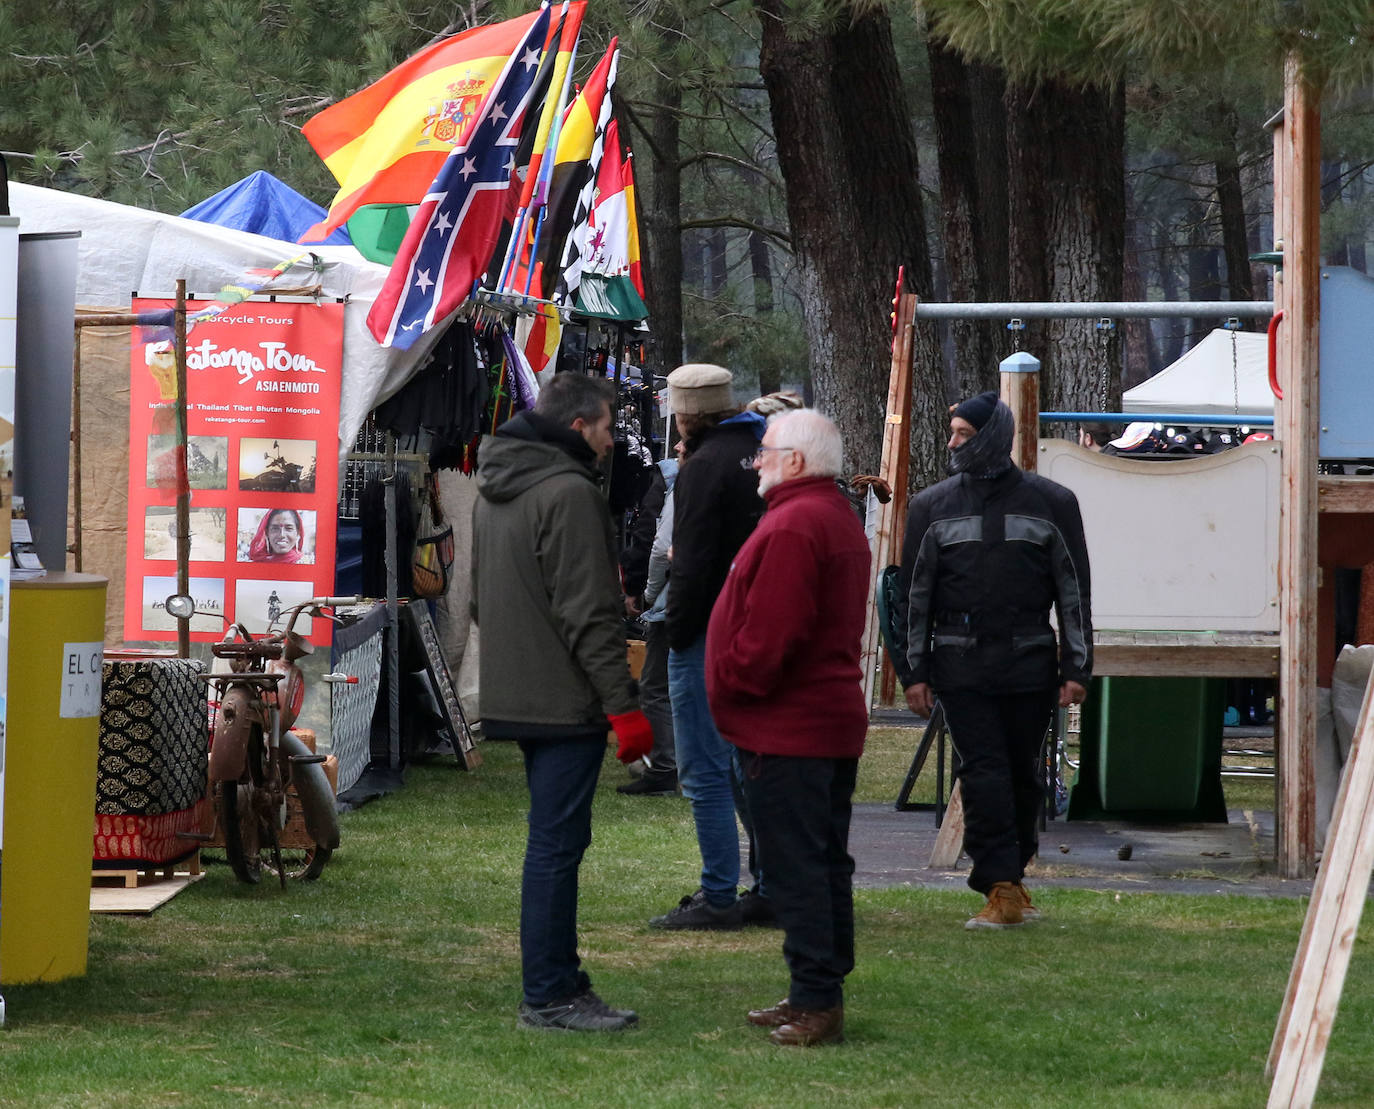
[301,2,584,242]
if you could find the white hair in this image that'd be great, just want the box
[769,408,843,478]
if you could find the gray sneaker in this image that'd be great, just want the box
[518,990,639,1032]
[649,888,743,931]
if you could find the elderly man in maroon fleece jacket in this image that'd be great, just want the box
[705,408,871,1047]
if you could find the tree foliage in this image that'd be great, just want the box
[0,1,530,211]
[923,0,1374,90]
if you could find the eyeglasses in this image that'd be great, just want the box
[751,445,798,464]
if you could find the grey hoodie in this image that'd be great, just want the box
[471,411,638,733]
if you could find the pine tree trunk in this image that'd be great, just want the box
[928,41,1010,399]
[1213,106,1254,308]
[1122,184,1158,387]
[756,0,944,484]
[750,231,780,393]
[1187,196,1223,336]
[1005,78,1126,416]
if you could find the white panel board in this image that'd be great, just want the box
[1039,439,1281,632]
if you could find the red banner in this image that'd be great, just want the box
[124,299,343,644]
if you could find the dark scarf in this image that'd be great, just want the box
[948,400,1015,480]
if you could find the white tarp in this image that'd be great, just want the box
[1123,327,1273,418]
[7,182,444,469]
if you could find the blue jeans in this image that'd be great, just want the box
[669,637,755,907]
[518,732,606,1005]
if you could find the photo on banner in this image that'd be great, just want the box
[123,298,342,644]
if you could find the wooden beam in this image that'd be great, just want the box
[1266,660,1374,1103]
[928,780,964,868]
[1316,476,1374,514]
[1275,53,1321,879]
[860,288,917,710]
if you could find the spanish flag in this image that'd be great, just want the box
[300,2,584,242]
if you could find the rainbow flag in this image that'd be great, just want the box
[301,3,583,242]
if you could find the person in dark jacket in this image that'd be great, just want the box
[708,409,870,1047]
[901,390,1092,930]
[473,372,653,1031]
[618,452,680,795]
[650,363,771,931]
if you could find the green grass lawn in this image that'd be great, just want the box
[2,731,1369,1108]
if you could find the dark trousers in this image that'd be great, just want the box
[740,752,857,1010]
[639,620,675,773]
[941,689,1057,894]
[518,732,606,1005]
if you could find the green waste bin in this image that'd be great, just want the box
[1067,676,1228,822]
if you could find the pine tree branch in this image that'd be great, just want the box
[679,216,791,248]
[677,151,781,190]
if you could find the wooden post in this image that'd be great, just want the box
[1275,54,1321,879]
[1266,664,1374,1103]
[71,320,82,572]
[1000,351,1040,474]
[174,280,190,660]
[860,288,917,710]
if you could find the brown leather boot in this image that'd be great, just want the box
[1015,882,1042,921]
[747,998,797,1028]
[769,1005,844,1046]
[964,881,1026,930]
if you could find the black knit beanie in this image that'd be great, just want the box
[952,390,999,431]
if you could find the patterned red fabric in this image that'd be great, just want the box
[92,799,210,865]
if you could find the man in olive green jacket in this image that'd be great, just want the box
[472,372,652,1033]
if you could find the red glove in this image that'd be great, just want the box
[608,710,653,764]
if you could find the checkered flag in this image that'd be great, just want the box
[553,46,618,307]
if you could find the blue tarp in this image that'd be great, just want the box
[180,170,353,247]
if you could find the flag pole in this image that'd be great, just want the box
[496,2,580,292]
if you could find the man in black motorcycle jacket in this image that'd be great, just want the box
[900,390,1092,930]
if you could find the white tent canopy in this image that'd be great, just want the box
[1123,327,1273,418]
[7,182,445,467]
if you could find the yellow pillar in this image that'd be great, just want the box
[1,572,108,984]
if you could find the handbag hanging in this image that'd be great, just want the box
[412,471,455,600]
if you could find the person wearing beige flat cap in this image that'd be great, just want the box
[648,363,774,932]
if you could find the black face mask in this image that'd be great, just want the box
[948,402,1015,480]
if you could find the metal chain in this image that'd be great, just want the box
[1094,318,1115,413]
[1226,318,1241,415]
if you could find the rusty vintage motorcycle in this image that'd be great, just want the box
[167,593,359,886]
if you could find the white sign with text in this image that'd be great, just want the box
[60,642,103,719]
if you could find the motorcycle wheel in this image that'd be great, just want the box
[220,723,270,884]
[219,778,263,884]
[262,732,336,882]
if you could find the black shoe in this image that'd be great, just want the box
[518,990,639,1032]
[738,888,779,927]
[649,888,743,931]
[617,770,678,796]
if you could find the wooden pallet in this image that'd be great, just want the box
[92,851,202,889]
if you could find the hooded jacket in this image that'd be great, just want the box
[901,465,1093,694]
[664,412,766,649]
[472,410,638,735]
